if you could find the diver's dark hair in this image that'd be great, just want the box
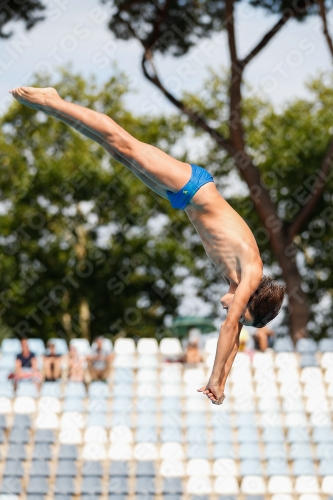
[247,275,286,327]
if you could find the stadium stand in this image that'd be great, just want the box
[0,335,332,500]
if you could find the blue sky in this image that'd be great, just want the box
[1,0,333,117]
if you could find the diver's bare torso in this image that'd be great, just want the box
[184,181,262,285]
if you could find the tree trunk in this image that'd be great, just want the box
[274,234,309,340]
[79,297,91,340]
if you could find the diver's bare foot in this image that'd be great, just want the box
[9,86,59,110]
[198,382,226,405]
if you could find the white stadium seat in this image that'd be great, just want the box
[13,397,36,414]
[284,412,307,428]
[305,397,329,413]
[214,477,240,494]
[256,382,278,398]
[110,426,133,443]
[186,459,211,476]
[185,397,207,412]
[241,476,266,494]
[137,338,158,355]
[321,475,333,494]
[303,383,326,398]
[213,459,238,476]
[84,426,108,443]
[60,412,85,429]
[324,367,333,382]
[160,460,185,477]
[160,384,182,397]
[38,396,61,414]
[137,355,158,368]
[258,398,280,412]
[279,381,302,398]
[186,477,212,495]
[1,338,21,355]
[282,397,304,413]
[134,443,158,461]
[59,427,82,444]
[254,367,276,383]
[113,354,136,367]
[109,443,133,460]
[231,397,255,412]
[299,496,322,500]
[159,338,182,357]
[252,351,274,369]
[309,412,332,427]
[183,367,206,385]
[295,476,319,494]
[268,476,293,494]
[259,412,282,428]
[327,383,333,397]
[160,366,182,384]
[136,383,158,398]
[275,352,298,369]
[231,352,250,369]
[229,367,252,382]
[160,443,184,460]
[300,368,323,384]
[320,352,333,369]
[205,353,216,368]
[295,476,320,494]
[0,397,12,415]
[203,337,218,354]
[271,495,294,500]
[35,412,59,429]
[277,367,299,383]
[27,338,45,356]
[69,338,91,356]
[137,369,156,382]
[114,338,136,355]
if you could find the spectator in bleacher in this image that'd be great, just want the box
[177,339,203,365]
[87,336,113,381]
[43,340,62,382]
[67,345,85,382]
[238,327,250,352]
[185,339,203,365]
[10,338,42,389]
[253,325,275,351]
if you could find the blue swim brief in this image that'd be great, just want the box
[166,163,214,210]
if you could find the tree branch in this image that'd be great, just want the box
[141,53,235,154]
[225,0,238,65]
[289,138,333,238]
[240,10,295,69]
[316,0,333,58]
[225,0,245,151]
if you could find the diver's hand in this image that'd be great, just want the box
[197,381,225,405]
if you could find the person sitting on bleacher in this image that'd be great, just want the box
[184,339,203,365]
[43,340,62,382]
[67,344,85,382]
[9,338,42,389]
[253,325,275,351]
[87,336,113,381]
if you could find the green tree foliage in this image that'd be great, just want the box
[0,0,45,38]
[0,68,201,343]
[184,70,333,338]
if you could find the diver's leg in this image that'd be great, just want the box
[10,87,191,196]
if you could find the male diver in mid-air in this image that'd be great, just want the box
[9,87,285,405]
